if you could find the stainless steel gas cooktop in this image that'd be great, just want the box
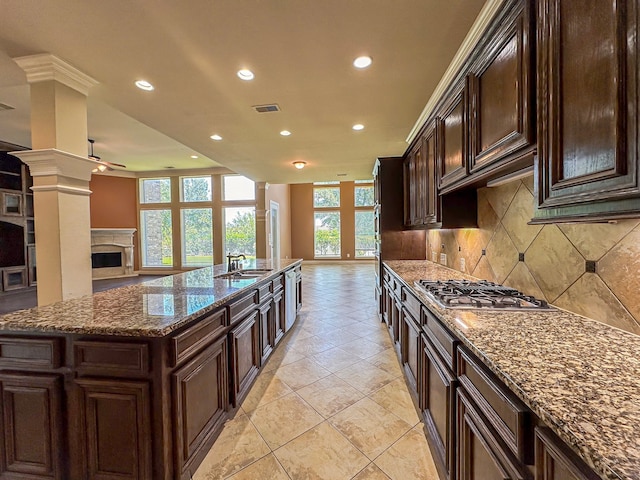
[414,279,553,311]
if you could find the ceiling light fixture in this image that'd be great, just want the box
[352,124,365,131]
[353,56,372,69]
[293,161,307,169]
[190,155,198,159]
[280,130,291,136]
[237,69,255,81]
[210,134,223,141]
[135,80,154,91]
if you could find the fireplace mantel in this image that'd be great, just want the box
[90,228,136,279]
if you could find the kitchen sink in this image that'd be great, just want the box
[214,268,272,280]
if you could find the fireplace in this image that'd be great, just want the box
[90,228,136,279]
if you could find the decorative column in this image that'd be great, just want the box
[11,54,98,306]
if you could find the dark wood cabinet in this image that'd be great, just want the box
[534,428,600,480]
[421,335,458,480]
[229,311,261,407]
[400,288,421,393]
[259,301,274,365]
[468,0,535,177]
[457,388,530,480]
[0,373,63,479]
[438,84,468,191]
[273,289,285,346]
[533,0,640,222]
[77,377,152,480]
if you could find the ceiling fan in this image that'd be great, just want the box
[88,139,126,172]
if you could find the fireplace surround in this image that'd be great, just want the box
[90,228,137,279]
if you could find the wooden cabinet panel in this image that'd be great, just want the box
[423,307,459,370]
[229,311,260,407]
[458,347,532,464]
[170,308,227,367]
[0,373,63,479]
[421,336,457,480]
[273,290,285,346]
[534,0,640,222]
[400,306,420,393]
[77,378,152,480]
[438,85,468,190]
[173,336,228,479]
[0,337,62,369]
[259,302,274,365]
[457,388,530,480]
[424,125,439,224]
[469,0,534,174]
[74,340,149,377]
[535,428,599,480]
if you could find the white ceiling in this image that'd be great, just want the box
[0,0,487,183]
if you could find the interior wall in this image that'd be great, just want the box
[427,176,640,335]
[265,184,292,260]
[290,183,314,259]
[89,175,139,271]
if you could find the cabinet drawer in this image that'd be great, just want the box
[171,308,227,367]
[272,275,284,293]
[423,307,458,370]
[0,337,62,369]
[258,283,272,304]
[457,347,532,463]
[534,427,600,480]
[229,291,259,323]
[75,341,149,376]
[402,287,421,320]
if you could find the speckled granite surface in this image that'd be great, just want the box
[0,259,301,337]
[385,260,640,480]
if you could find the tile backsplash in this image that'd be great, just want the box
[427,176,640,335]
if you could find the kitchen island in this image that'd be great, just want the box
[0,259,302,480]
[383,260,640,480]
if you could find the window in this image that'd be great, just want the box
[181,176,212,202]
[354,185,374,207]
[313,187,340,208]
[355,211,375,257]
[181,208,213,266]
[140,178,171,203]
[224,207,256,258]
[223,175,255,201]
[140,209,173,267]
[314,211,340,257]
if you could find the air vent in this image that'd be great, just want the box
[253,104,280,113]
[0,103,15,111]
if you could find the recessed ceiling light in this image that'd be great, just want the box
[190,155,198,159]
[135,80,154,91]
[210,134,223,141]
[352,124,365,131]
[280,130,291,136]
[293,161,306,169]
[353,56,372,69]
[237,69,255,81]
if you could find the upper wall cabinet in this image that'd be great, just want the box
[533,0,640,222]
[437,82,468,192]
[404,121,439,228]
[468,0,535,176]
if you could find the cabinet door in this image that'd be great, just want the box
[76,378,152,480]
[0,373,63,479]
[403,154,415,226]
[273,290,285,346]
[469,0,534,174]
[535,428,599,480]
[535,0,640,221]
[173,336,228,478]
[457,389,529,480]
[295,269,303,313]
[230,311,261,407]
[400,307,420,393]
[259,302,274,364]
[421,337,457,480]
[438,84,468,191]
[423,123,439,225]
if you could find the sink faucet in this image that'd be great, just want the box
[227,253,246,272]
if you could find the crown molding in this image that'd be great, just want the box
[405,0,507,145]
[13,53,98,95]
[10,148,96,181]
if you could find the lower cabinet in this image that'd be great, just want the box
[259,301,274,364]
[457,388,530,480]
[421,335,458,480]
[229,311,261,407]
[534,428,600,480]
[77,377,152,480]
[400,306,420,392]
[172,336,228,479]
[0,373,63,479]
[273,290,285,346]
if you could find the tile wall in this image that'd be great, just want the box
[427,176,640,335]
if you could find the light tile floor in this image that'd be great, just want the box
[193,263,439,480]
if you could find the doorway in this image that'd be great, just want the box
[269,201,280,261]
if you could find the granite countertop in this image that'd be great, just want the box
[385,260,640,480]
[0,259,302,338]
